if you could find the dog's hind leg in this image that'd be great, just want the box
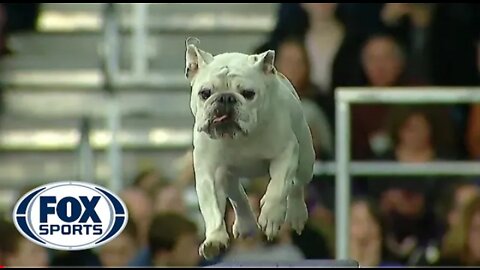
[286,120,315,235]
[224,176,258,239]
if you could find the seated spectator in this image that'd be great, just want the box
[440,195,480,266]
[258,3,365,129]
[403,181,480,266]
[148,213,200,267]
[121,187,153,247]
[467,104,480,159]
[98,219,139,267]
[153,184,187,215]
[0,218,49,267]
[275,37,333,159]
[380,3,434,82]
[132,168,164,200]
[443,182,480,231]
[368,106,456,265]
[350,198,401,266]
[301,3,363,94]
[383,106,457,161]
[175,150,195,190]
[351,34,409,160]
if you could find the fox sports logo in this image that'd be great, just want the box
[13,181,128,250]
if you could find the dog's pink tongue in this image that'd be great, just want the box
[213,114,228,123]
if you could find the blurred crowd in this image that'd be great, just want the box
[0,2,479,267]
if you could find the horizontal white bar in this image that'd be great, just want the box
[314,161,480,176]
[336,87,480,104]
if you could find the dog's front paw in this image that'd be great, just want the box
[199,231,229,260]
[286,197,308,235]
[233,214,258,239]
[258,200,287,240]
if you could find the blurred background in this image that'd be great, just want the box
[0,2,479,267]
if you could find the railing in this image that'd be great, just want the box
[334,87,480,260]
[102,3,123,193]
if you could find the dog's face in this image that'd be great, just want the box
[185,40,276,140]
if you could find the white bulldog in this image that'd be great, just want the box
[185,38,315,259]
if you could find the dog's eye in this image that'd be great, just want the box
[241,89,255,100]
[199,89,212,100]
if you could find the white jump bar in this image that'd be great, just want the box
[338,87,480,104]
[314,161,480,176]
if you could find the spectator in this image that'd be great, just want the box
[350,198,401,267]
[148,213,200,267]
[175,150,195,190]
[384,3,480,158]
[121,187,153,247]
[98,219,139,267]
[0,218,49,267]
[132,168,164,200]
[351,34,411,160]
[419,182,480,266]
[380,3,435,83]
[275,37,333,159]
[360,34,409,88]
[369,106,456,265]
[261,3,385,52]
[380,3,479,87]
[383,106,457,161]
[256,3,366,135]
[440,195,480,266]
[406,181,480,266]
[301,3,363,95]
[443,182,480,231]
[153,184,187,215]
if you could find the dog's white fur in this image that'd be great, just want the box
[185,39,315,259]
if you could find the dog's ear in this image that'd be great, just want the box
[252,50,276,74]
[185,37,214,81]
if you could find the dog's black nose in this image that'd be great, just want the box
[218,93,237,105]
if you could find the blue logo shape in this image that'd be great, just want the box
[12,181,128,251]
